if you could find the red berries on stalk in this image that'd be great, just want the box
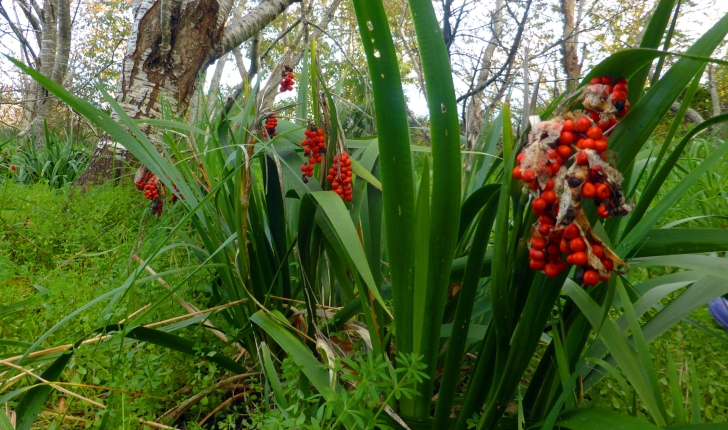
[280,65,295,92]
[300,126,326,180]
[327,153,353,202]
[517,74,632,285]
[264,113,278,137]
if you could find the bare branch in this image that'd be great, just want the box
[0,3,37,60]
[219,0,298,57]
[456,0,532,103]
[259,16,302,60]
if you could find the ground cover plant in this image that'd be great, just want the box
[2,0,728,428]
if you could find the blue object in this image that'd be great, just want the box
[708,297,728,331]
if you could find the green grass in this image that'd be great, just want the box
[0,181,247,428]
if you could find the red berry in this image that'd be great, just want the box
[532,198,547,212]
[569,237,586,252]
[544,263,560,278]
[571,251,588,266]
[590,77,602,85]
[601,76,613,86]
[581,182,596,199]
[539,214,555,225]
[583,270,600,285]
[613,83,628,94]
[531,237,547,249]
[538,223,552,236]
[592,244,604,258]
[586,127,603,140]
[595,183,611,200]
[576,152,589,166]
[576,117,591,133]
[556,260,567,273]
[601,258,614,271]
[556,145,572,158]
[530,248,546,260]
[546,244,560,255]
[611,90,627,102]
[559,131,575,145]
[597,204,610,218]
[530,259,546,270]
[560,239,570,254]
[541,190,557,205]
[562,120,576,133]
[512,166,522,180]
[521,169,535,183]
[563,224,580,240]
[544,179,555,191]
[595,140,608,153]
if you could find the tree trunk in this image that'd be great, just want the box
[560,0,581,86]
[709,64,722,117]
[76,0,297,189]
[206,54,228,117]
[33,0,57,144]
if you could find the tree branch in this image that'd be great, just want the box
[0,3,37,60]
[456,0,532,103]
[218,0,298,58]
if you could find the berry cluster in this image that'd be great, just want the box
[299,126,326,179]
[511,75,633,285]
[589,76,630,118]
[134,166,183,218]
[143,181,159,200]
[280,66,295,92]
[264,113,278,138]
[327,153,353,201]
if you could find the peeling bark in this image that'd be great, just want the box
[560,0,581,85]
[709,64,722,117]
[33,0,57,144]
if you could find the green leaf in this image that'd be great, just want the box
[351,0,416,369]
[629,0,677,105]
[351,158,382,190]
[630,229,728,258]
[305,192,389,312]
[260,342,289,411]
[666,346,687,425]
[297,48,310,121]
[433,191,498,429]
[556,409,661,430]
[406,0,463,418]
[252,311,335,397]
[14,349,74,430]
[618,137,728,258]
[610,13,728,173]
[562,280,666,424]
[123,326,245,373]
[0,409,13,430]
[616,278,668,423]
[412,157,431,354]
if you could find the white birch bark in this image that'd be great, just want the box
[709,64,722,117]
[206,55,227,118]
[560,0,581,84]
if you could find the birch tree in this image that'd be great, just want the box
[75,0,315,188]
